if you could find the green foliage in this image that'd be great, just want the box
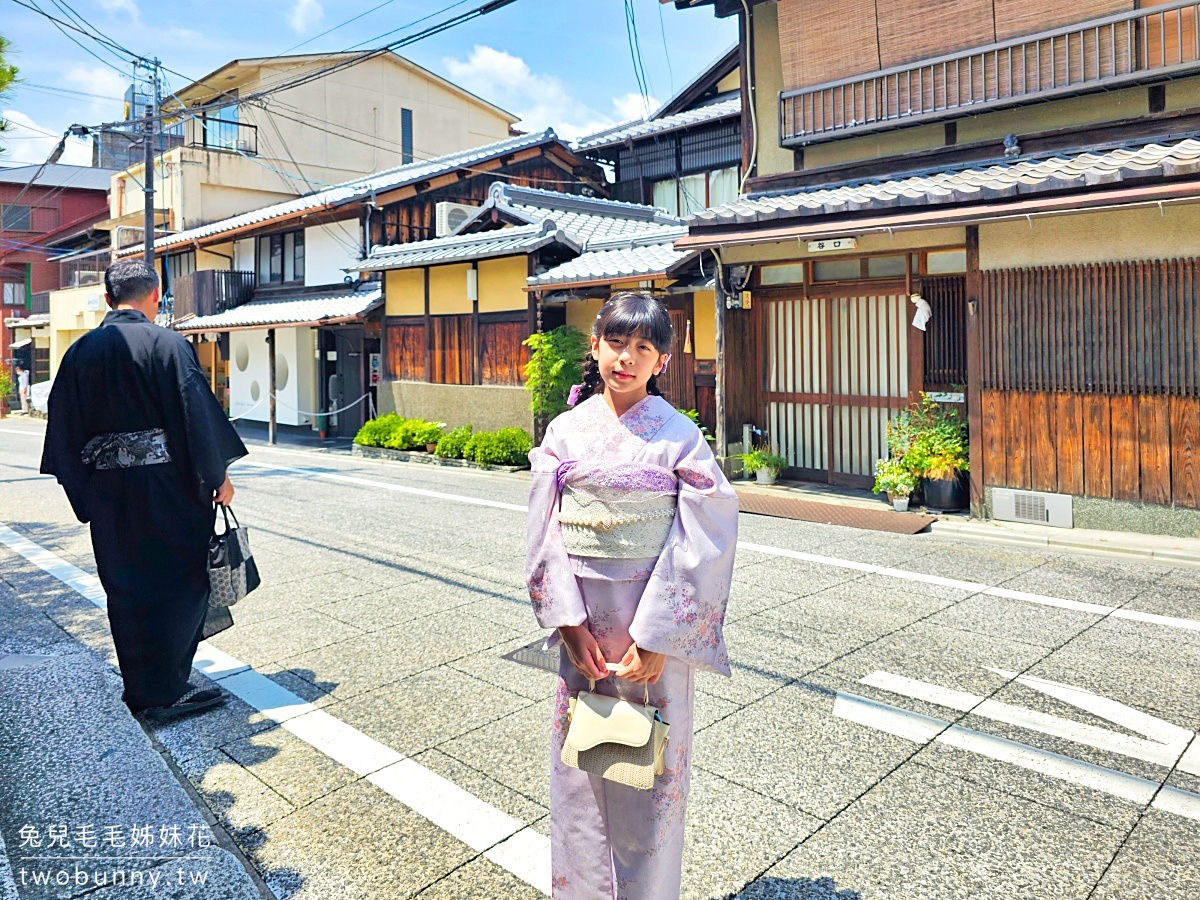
[353,415,444,451]
[677,408,716,443]
[524,326,589,419]
[0,369,12,403]
[736,446,787,476]
[467,428,534,467]
[873,457,919,496]
[886,393,969,479]
[0,36,18,147]
[434,425,473,459]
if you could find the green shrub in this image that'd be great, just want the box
[467,428,534,467]
[435,425,473,459]
[353,413,402,447]
[411,420,445,447]
[524,326,589,420]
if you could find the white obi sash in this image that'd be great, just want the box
[556,461,678,559]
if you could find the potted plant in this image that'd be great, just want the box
[737,447,787,485]
[0,369,12,419]
[873,457,918,511]
[886,394,970,511]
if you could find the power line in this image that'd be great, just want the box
[279,0,406,54]
[10,0,142,62]
[26,0,131,75]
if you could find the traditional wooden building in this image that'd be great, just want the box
[674,0,1200,536]
[132,130,605,438]
[356,183,686,431]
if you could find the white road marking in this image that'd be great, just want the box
[0,427,44,437]
[0,522,552,895]
[229,458,1200,635]
[833,692,1200,821]
[861,670,1197,773]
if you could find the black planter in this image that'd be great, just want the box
[922,473,968,511]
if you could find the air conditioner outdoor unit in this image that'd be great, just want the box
[435,201,477,237]
[235,139,252,153]
[992,488,1073,528]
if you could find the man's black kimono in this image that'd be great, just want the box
[41,308,247,712]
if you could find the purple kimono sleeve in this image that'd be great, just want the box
[629,426,739,676]
[526,427,588,630]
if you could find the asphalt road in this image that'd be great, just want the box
[2,418,1199,900]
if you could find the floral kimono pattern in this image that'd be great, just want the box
[527,394,739,900]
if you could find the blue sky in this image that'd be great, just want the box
[0,0,736,167]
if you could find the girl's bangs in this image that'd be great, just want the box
[598,301,672,351]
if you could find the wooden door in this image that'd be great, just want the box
[660,306,695,411]
[764,289,912,487]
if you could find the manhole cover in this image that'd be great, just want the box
[502,640,559,674]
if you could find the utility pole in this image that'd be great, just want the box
[142,59,160,273]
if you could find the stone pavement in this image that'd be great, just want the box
[2,419,1200,899]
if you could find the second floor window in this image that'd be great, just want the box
[257,230,305,285]
[652,166,739,216]
[401,108,413,165]
[1,205,32,232]
[2,282,23,305]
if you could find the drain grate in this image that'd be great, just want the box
[502,639,559,674]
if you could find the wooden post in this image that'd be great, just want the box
[714,254,728,464]
[471,262,481,385]
[267,328,277,445]
[965,225,985,517]
[423,267,432,382]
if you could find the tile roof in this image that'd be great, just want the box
[689,138,1200,227]
[174,285,381,331]
[357,183,685,272]
[354,220,575,271]
[528,228,693,287]
[0,164,118,191]
[572,97,741,151]
[117,130,563,256]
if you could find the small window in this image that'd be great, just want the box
[927,249,967,274]
[257,230,304,285]
[679,173,707,216]
[708,167,739,208]
[812,258,862,282]
[2,282,23,305]
[867,255,907,278]
[653,179,678,216]
[1,205,32,231]
[167,251,196,283]
[760,263,805,286]
[401,109,413,165]
[269,234,283,283]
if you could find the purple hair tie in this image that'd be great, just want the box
[567,383,584,407]
[659,353,671,374]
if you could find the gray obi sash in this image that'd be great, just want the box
[556,460,678,559]
[81,429,172,470]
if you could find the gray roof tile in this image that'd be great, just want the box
[572,97,740,151]
[175,285,381,331]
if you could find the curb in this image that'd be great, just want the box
[351,443,528,473]
[929,520,1200,569]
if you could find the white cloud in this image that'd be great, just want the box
[63,65,131,121]
[0,110,92,166]
[442,45,657,142]
[289,0,324,34]
[98,0,139,19]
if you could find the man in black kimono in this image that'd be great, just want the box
[41,259,248,721]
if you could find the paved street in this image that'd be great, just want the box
[2,418,1199,899]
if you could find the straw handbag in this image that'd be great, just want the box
[561,681,670,791]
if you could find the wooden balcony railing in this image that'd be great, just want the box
[29,291,50,315]
[171,270,255,323]
[781,0,1200,145]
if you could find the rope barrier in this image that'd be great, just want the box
[227,392,372,421]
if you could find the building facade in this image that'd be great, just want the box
[675,0,1200,535]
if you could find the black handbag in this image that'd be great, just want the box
[207,505,260,607]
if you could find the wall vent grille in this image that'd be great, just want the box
[992,488,1073,528]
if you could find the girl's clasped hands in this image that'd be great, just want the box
[558,623,667,685]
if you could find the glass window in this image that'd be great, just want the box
[927,249,967,274]
[283,233,295,283]
[812,258,862,282]
[760,263,805,285]
[256,237,271,284]
[708,167,739,208]
[867,255,907,278]
[168,251,196,283]
[1,205,32,231]
[2,282,22,305]
[652,179,678,216]
[401,108,413,164]
[294,231,305,282]
[679,173,707,216]
[269,234,283,283]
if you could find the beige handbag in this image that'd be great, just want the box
[561,681,670,791]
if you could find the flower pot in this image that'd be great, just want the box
[425,443,438,453]
[891,495,910,512]
[922,472,968,511]
[755,468,777,485]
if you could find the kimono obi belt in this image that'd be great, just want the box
[556,460,677,559]
[81,428,172,470]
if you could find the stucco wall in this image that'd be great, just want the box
[305,221,360,287]
[228,326,317,427]
[380,380,534,433]
[48,285,108,377]
[722,226,967,265]
[980,202,1200,269]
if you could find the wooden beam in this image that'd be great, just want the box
[423,267,431,382]
[965,225,984,516]
[471,261,481,385]
[267,328,277,445]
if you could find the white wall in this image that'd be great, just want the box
[233,238,255,273]
[228,326,318,428]
[305,222,360,287]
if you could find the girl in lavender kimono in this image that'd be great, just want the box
[527,293,739,900]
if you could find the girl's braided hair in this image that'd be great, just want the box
[574,292,674,407]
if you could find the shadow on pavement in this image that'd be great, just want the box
[723,876,863,899]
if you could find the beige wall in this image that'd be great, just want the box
[429,263,472,314]
[380,380,534,432]
[385,269,425,316]
[197,244,233,271]
[722,226,967,264]
[48,285,109,377]
[113,53,516,233]
[692,291,717,359]
[981,202,1200,269]
[751,3,794,179]
[564,297,603,333]
[477,256,529,312]
[717,69,741,93]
